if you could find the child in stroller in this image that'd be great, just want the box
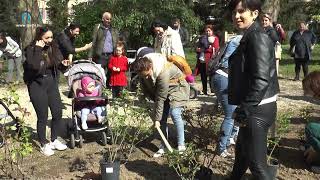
[77,76,106,130]
[67,60,110,148]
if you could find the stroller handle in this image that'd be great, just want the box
[73,96,108,103]
[71,59,96,66]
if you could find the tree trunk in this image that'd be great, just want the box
[262,0,281,22]
[18,0,42,48]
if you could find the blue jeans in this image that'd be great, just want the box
[81,106,106,123]
[211,73,238,153]
[160,100,185,147]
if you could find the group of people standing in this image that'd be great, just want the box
[0,0,318,179]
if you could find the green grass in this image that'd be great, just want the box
[185,47,197,70]
[185,45,320,79]
[279,44,320,79]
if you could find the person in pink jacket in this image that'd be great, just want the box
[108,42,128,98]
[77,76,106,130]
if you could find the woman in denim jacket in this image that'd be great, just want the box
[211,35,242,158]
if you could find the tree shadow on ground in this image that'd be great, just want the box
[280,95,320,105]
[195,94,216,104]
[277,137,308,170]
[279,58,320,66]
[125,159,179,180]
[76,172,101,180]
[290,116,320,125]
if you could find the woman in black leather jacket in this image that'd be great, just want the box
[227,0,280,179]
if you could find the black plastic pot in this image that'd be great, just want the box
[100,160,120,180]
[268,158,279,179]
[195,165,213,180]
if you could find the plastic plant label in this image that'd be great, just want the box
[105,167,113,173]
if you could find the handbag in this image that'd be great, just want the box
[275,42,282,59]
[206,44,227,75]
[290,45,295,57]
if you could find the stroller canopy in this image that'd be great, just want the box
[67,60,106,87]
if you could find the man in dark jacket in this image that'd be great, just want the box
[171,18,189,47]
[89,12,124,86]
[290,21,317,81]
[55,24,92,63]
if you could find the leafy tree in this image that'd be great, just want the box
[262,0,280,22]
[0,0,20,38]
[46,0,69,34]
[71,0,202,50]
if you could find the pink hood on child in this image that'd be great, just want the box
[78,76,99,97]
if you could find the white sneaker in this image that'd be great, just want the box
[82,122,88,130]
[229,138,236,145]
[50,139,67,151]
[178,145,186,154]
[153,148,165,158]
[219,149,231,158]
[41,144,54,156]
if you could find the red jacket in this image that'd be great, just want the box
[108,55,128,86]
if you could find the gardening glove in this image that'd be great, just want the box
[154,121,160,129]
[185,74,195,83]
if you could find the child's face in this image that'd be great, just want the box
[86,82,95,93]
[116,47,123,56]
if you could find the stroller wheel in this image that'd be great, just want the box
[70,133,75,149]
[101,131,107,146]
[78,134,83,148]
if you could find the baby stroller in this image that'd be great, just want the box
[67,60,110,148]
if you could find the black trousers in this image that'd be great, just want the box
[27,75,62,145]
[111,86,124,98]
[230,102,277,180]
[199,63,208,94]
[294,58,309,79]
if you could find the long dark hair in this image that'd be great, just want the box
[150,20,168,36]
[0,32,8,49]
[33,26,51,42]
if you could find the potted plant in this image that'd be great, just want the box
[100,90,152,180]
[267,111,292,179]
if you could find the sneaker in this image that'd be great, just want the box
[219,149,231,158]
[40,144,55,156]
[153,148,165,158]
[229,138,236,145]
[82,122,88,130]
[178,145,186,154]
[50,139,67,151]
